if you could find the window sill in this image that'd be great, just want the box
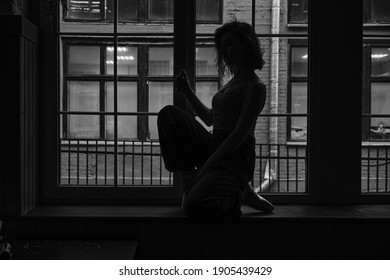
[4,205,390,259]
[286,141,307,146]
[17,204,390,220]
[362,141,390,146]
[363,23,390,27]
[286,142,390,147]
[287,23,308,28]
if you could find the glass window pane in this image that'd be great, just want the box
[106,116,138,139]
[67,81,100,138]
[291,82,307,140]
[148,47,174,76]
[68,81,100,111]
[371,48,390,77]
[291,47,308,77]
[196,47,218,76]
[196,0,220,22]
[68,115,100,138]
[68,46,100,74]
[106,82,138,112]
[68,0,101,20]
[370,0,390,23]
[371,83,390,127]
[106,46,138,75]
[288,0,308,23]
[106,0,138,21]
[148,0,173,21]
[196,82,218,108]
[149,82,173,139]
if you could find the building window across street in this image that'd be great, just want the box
[65,0,222,23]
[363,0,390,24]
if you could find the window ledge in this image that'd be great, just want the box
[287,23,308,28]
[363,23,390,27]
[17,204,390,220]
[285,142,390,147]
[362,141,390,146]
[286,141,307,146]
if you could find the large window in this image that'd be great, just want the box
[62,44,218,141]
[39,0,388,204]
[65,0,222,23]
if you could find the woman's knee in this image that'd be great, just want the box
[158,105,177,119]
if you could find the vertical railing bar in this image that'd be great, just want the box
[386,147,388,192]
[305,143,308,193]
[141,141,144,185]
[150,142,153,185]
[259,144,262,189]
[367,146,371,192]
[362,147,365,193]
[95,140,98,185]
[268,144,271,191]
[86,140,89,185]
[296,145,299,192]
[113,0,118,187]
[68,142,71,185]
[132,141,135,185]
[277,144,281,193]
[286,145,290,192]
[77,140,80,185]
[376,147,379,192]
[104,140,107,185]
[159,143,163,185]
[123,140,126,185]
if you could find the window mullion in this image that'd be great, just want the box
[173,0,196,111]
[309,0,363,203]
[113,0,119,187]
[139,45,148,141]
[100,46,106,139]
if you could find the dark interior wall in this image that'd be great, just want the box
[0,0,39,25]
[0,15,39,216]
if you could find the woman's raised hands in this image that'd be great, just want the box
[174,69,193,94]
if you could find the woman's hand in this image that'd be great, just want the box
[174,69,192,94]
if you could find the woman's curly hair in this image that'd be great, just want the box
[214,20,265,76]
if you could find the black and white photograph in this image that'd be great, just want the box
[1,0,390,272]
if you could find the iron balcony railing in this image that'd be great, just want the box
[59,140,308,193]
[60,140,390,194]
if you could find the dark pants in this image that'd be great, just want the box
[157,105,255,221]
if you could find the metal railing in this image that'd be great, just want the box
[361,145,390,193]
[60,140,390,194]
[60,140,308,193]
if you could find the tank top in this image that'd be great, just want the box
[212,78,263,135]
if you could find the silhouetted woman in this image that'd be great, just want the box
[158,20,274,221]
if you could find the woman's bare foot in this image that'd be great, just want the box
[242,183,274,213]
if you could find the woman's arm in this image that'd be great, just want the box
[175,70,213,126]
[196,82,266,180]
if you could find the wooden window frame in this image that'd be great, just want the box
[38,0,390,206]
